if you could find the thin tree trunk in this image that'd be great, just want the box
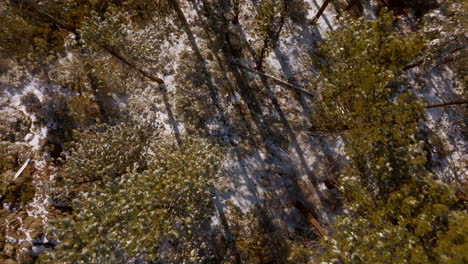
[311,0,333,27]
[426,100,468,109]
[232,62,316,97]
[97,43,164,84]
[293,201,328,237]
[403,45,466,71]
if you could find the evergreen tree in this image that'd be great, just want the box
[314,10,468,264]
[42,136,223,263]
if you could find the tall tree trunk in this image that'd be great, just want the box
[255,0,289,70]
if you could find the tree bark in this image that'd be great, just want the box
[311,0,333,27]
[231,62,316,97]
[293,201,328,237]
[426,100,468,109]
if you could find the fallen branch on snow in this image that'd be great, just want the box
[231,62,316,97]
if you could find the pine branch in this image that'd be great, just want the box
[20,0,164,84]
[292,200,328,237]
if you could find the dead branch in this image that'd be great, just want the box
[403,45,467,71]
[426,100,468,109]
[14,159,31,180]
[231,62,316,97]
[310,0,333,27]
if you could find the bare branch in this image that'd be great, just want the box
[426,100,468,109]
[231,61,316,97]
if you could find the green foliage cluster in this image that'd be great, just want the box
[375,0,439,17]
[0,0,67,63]
[220,203,316,264]
[422,0,468,88]
[21,92,99,132]
[1,0,174,94]
[62,123,153,186]
[42,136,222,263]
[254,0,308,38]
[67,94,101,127]
[314,10,468,264]
[313,10,426,196]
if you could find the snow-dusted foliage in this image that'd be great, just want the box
[0,0,466,263]
[41,136,222,263]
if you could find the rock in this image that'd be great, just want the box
[4,259,17,264]
[0,107,31,142]
[3,243,16,258]
[5,214,20,230]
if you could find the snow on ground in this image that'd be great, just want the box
[410,64,467,182]
[1,1,465,259]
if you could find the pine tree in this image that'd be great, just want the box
[313,10,468,264]
[41,136,223,263]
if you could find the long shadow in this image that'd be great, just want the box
[227,3,335,224]
[273,46,313,121]
[272,34,346,181]
[198,0,335,224]
[226,4,333,220]
[172,1,267,261]
[259,72,332,221]
[270,14,348,186]
[160,85,182,145]
[213,195,242,263]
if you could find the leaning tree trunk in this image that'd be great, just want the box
[311,0,333,27]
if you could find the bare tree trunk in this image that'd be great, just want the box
[232,62,316,96]
[311,0,333,27]
[426,100,468,109]
[293,201,328,237]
